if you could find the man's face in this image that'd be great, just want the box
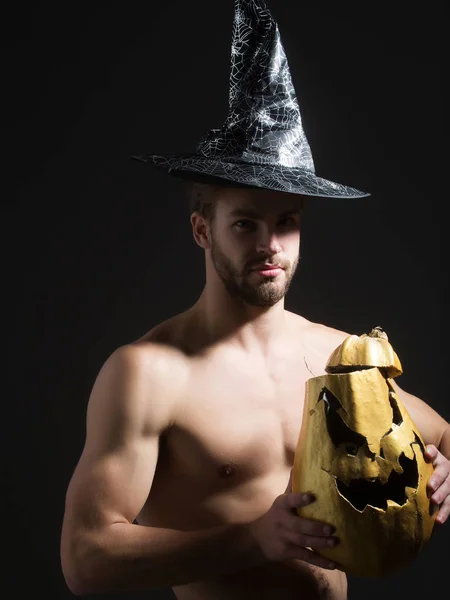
[207,187,302,307]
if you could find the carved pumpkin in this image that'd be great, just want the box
[293,327,436,578]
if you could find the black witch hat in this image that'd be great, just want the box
[132,0,369,199]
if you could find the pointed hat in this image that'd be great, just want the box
[132,0,369,199]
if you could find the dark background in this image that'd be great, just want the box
[4,1,449,598]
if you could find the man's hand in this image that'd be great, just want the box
[425,444,450,525]
[248,469,339,570]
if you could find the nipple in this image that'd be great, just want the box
[218,463,235,477]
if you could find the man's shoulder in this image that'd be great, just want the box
[288,311,350,342]
[112,338,188,372]
[116,332,189,381]
[97,339,189,431]
[104,321,190,400]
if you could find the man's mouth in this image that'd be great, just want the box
[251,265,284,276]
[250,262,284,270]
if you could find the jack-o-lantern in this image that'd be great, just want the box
[293,327,437,578]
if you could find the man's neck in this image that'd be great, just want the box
[190,286,289,357]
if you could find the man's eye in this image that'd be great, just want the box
[234,220,254,230]
[278,217,296,227]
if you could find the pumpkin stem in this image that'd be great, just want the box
[368,326,388,340]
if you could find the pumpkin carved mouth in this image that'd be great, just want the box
[333,451,419,511]
[318,387,422,512]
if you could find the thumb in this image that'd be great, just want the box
[285,468,293,494]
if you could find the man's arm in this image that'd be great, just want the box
[392,381,450,457]
[391,380,450,524]
[60,344,261,596]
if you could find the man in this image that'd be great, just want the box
[60,1,450,598]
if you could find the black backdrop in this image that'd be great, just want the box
[4,1,449,598]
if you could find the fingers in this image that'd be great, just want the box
[283,505,338,548]
[281,491,316,511]
[435,494,450,525]
[283,528,339,551]
[425,445,450,524]
[424,444,439,463]
[430,469,450,525]
[266,487,340,567]
[278,492,336,533]
[278,492,337,539]
[429,470,450,502]
[288,514,335,537]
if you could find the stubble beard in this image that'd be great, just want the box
[210,234,299,308]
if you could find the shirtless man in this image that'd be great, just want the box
[60,182,450,599]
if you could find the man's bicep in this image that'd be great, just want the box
[63,344,178,531]
[392,380,449,447]
[65,434,159,529]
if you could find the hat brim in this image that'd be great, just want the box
[131,153,370,199]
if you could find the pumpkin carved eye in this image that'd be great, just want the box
[318,388,367,455]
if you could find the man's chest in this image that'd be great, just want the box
[139,339,333,528]
[166,354,321,487]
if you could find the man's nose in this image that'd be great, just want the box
[256,231,282,255]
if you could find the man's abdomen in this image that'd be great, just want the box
[172,560,347,600]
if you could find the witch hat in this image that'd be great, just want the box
[132,0,369,199]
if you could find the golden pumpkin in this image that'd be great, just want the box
[293,327,436,578]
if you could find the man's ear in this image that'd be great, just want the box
[190,213,211,249]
